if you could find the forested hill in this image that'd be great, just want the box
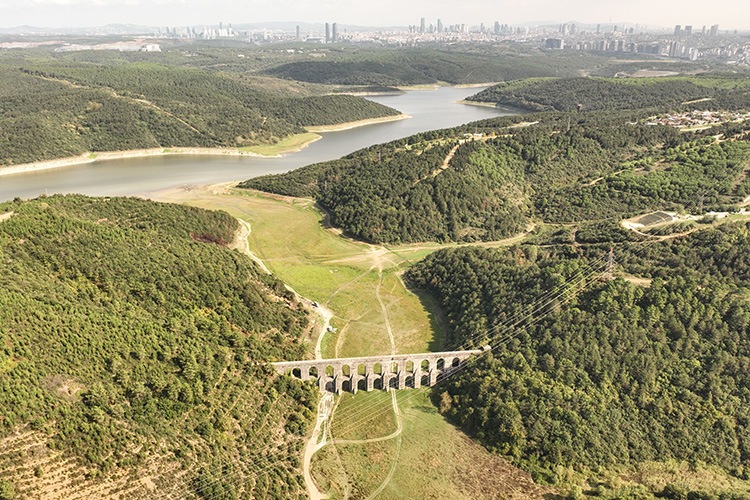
[0,195,316,499]
[242,110,750,244]
[466,74,750,112]
[405,223,750,498]
[264,49,592,86]
[261,48,724,87]
[0,60,400,166]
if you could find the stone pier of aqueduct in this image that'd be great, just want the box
[272,347,489,394]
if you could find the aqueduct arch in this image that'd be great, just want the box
[272,347,489,395]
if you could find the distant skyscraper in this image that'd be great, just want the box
[710,24,719,37]
[494,21,500,35]
[325,23,331,43]
[332,22,338,42]
[669,41,683,57]
[685,25,692,36]
[701,25,706,35]
[296,25,300,41]
[674,25,682,36]
[437,19,443,33]
[596,24,601,34]
[420,17,426,33]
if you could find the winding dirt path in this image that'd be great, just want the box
[233,217,333,499]
[375,268,397,357]
[303,393,334,500]
[234,219,273,274]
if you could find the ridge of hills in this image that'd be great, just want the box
[467,74,750,112]
[0,57,400,166]
[242,99,750,244]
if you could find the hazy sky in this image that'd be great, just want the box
[1,0,749,30]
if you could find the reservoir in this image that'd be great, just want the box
[0,87,517,202]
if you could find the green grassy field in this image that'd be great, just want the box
[240,132,321,156]
[311,389,552,499]
[150,185,446,359]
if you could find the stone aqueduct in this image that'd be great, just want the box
[272,347,490,394]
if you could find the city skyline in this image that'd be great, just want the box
[2,0,749,31]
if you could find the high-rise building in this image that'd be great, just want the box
[669,41,683,57]
[494,21,500,35]
[674,25,682,36]
[332,22,338,42]
[325,23,331,43]
[710,24,719,37]
[701,25,706,35]
[596,24,601,34]
[296,25,300,41]
[685,25,692,36]
[437,19,443,33]
[420,17,426,33]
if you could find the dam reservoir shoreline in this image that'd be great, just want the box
[0,87,518,202]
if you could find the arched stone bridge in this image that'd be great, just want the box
[272,347,490,394]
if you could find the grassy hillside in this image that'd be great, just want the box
[0,59,400,166]
[0,195,316,499]
[466,74,750,112]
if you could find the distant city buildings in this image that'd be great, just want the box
[129,19,748,66]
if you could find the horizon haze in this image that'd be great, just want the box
[2,0,749,31]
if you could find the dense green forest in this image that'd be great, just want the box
[243,109,750,243]
[0,58,399,165]
[467,74,750,112]
[0,195,316,498]
[405,223,750,497]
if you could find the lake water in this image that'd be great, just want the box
[0,87,518,202]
